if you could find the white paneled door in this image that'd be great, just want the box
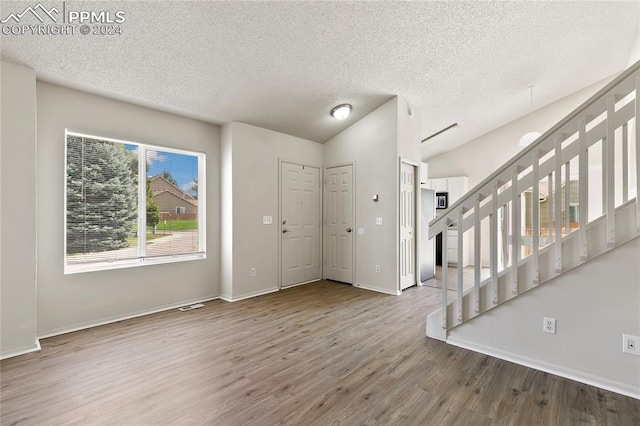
[281,162,321,288]
[324,164,354,284]
[400,162,416,290]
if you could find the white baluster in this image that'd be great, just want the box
[636,75,640,231]
[532,150,540,285]
[606,93,616,248]
[490,182,499,305]
[511,166,519,295]
[578,117,588,261]
[548,172,554,246]
[474,194,481,313]
[441,224,448,330]
[457,210,463,322]
[565,157,570,236]
[554,135,563,273]
[622,122,628,203]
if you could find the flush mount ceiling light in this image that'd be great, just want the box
[330,104,352,120]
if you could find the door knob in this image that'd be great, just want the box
[282,228,289,233]
[346,228,352,233]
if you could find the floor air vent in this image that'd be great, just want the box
[178,303,204,312]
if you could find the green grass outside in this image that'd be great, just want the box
[154,220,198,231]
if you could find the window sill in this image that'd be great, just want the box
[64,252,206,275]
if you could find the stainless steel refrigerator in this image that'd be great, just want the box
[420,187,436,282]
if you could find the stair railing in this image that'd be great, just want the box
[429,60,640,333]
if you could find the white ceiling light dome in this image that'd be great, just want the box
[519,131,542,147]
[331,104,352,120]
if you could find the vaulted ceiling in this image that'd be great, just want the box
[1,1,638,159]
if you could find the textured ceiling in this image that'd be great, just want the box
[1,1,638,159]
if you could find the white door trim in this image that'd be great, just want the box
[278,159,322,289]
[399,158,420,292]
[323,162,356,285]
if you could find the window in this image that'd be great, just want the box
[65,131,205,273]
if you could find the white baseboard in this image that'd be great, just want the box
[219,287,279,302]
[37,295,220,340]
[447,336,640,400]
[1,339,41,360]
[281,279,320,289]
[355,283,401,296]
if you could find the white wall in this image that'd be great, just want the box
[448,238,640,398]
[0,62,39,358]
[324,97,421,295]
[628,6,640,67]
[221,122,323,301]
[324,98,398,294]
[426,76,615,267]
[220,125,233,300]
[426,76,614,187]
[36,82,221,337]
[397,97,422,162]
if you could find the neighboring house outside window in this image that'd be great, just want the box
[149,176,197,219]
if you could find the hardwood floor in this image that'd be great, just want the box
[422,265,491,293]
[1,281,638,425]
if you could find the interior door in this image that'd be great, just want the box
[281,162,321,287]
[400,162,416,290]
[324,164,353,283]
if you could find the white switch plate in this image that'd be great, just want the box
[623,334,640,355]
[263,216,272,225]
[376,217,383,225]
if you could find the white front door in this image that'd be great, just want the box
[324,164,354,283]
[400,162,416,290]
[281,162,321,287]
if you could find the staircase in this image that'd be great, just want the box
[426,61,640,342]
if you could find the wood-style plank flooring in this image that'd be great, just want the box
[1,281,639,425]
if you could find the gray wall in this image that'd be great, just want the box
[426,76,615,267]
[448,238,640,398]
[35,82,221,337]
[221,122,323,301]
[426,76,613,186]
[323,97,421,295]
[1,62,38,358]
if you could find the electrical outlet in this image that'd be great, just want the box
[262,216,272,225]
[375,265,380,273]
[376,217,383,226]
[623,334,640,356]
[250,268,256,277]
[543,317,556,334]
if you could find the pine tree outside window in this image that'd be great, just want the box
[65,131,206,273]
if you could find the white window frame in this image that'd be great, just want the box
[176,206,186,214]
[64,130,206,274]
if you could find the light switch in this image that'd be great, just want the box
[376,217,383,225]
[263,216,273,225]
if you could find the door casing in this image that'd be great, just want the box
[399,158,420,292]
[323,162,356,284]
[279,159,322,289]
